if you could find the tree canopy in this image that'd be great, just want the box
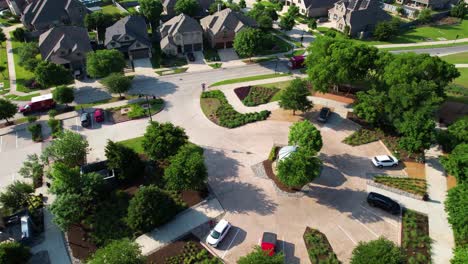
[0,181,34,214]
[237,246,284,264]
[50,193,87,230]
[233,28,265,58]
[86,50,126,78]
[85,12,122,41]
[445,183,468,247]
[88,239,145,264]
[142,121,188,161]
[52,85,74,106]
[139,0,164,29]
[441,144,468,184]
[276,148,322,187]
[105,140,145,181]
[279,13,295,31]
[288,120,322,154]
[0,241,31,264]
[34,61,73,87]
[17,42,39,72]
[101,73,132,97]
[278,79,312,115]
[350,237,404,264]
[0,98,17,123]
[450,0,467,18]
[175,0,200,16]
[41,130,89,167]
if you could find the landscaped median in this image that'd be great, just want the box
[106,98,164,123]
[368,175,427,200]
[303,227,340,264]
[209,73,291,87]
[234,86,279,106]
[200,90,270,128]
[401,210,431,264]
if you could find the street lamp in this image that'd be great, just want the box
[139,94,152,122]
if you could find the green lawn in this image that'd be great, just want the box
[119,136,144,154]
[4,92,40,101]
[0,41,10,90]
[101,4,124,14]
[209,73,291,87]
[285,49,306,58]
[441,52,468,64]
[10,33,36,93]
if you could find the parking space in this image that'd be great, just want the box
[186,52,211,73]
[62,110,113,133]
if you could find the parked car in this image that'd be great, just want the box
[317,107,331,122]
[81,112,91,128]
[367,192,400,215]
[18,94,56,115]
[187,52,195,62]
[206,219,231,247]
[260,232,277,256]
[317,17,328,23]
[371,155,398,168]
[288,55,306,69]
[94,109,104,123]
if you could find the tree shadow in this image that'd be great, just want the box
[313,165,347,187]
[74,86,112,104]
[214,226,247,251]
[129,76,178,99]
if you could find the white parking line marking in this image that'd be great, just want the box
[359,205,398,228]
[337,225,357,245]
[352,217,379,238]
[222,228,239,259]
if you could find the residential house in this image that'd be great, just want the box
[328,0,391,37]
[0,0,8,10]
[21,0,87,32]
[5,0,31,16]
[162,0,214,20]
[395,0,455,9]
[105,15,152,60]
[285,0,340,17]
[200,8,257,49]
[160,13,203,55]
[38,26,92,73]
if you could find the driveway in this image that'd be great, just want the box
[186,51,211,73]
[133,58,154,75]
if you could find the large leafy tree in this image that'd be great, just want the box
[0,181,34,214]
[49,163,82,195]
[17,42,40,72]
[237,246,284,264]
[84,12,122,41]
[50,193,87,230]
[86,50,126,78]
[164,143,207,191]
[350,237,404,264]
[450,0,467,18]
[41,130,89,167]
[278,78,312,115]
[139,0,164,30]
[0,241,31,264]
[354,89,386,126]
[105,140,145,181]
[0,98,17,123]
[34,61,73,87]
[142,121,188,161]
[396,109,436,154]
[441,144,468,184]
[175,0,200,16]
[101,73,132,98]
[52,85,74,106]
[276,149,322,187]
[448,117,468,146]
[279,13,295,30]
[445,183,468,246]
[233,28,264,59]
[127,185,178,232]
[89,239,145,264]
[288,120,322,154]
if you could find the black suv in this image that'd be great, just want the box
[367,192,400,215]
[317,107,331,122]
[187,52,195,62]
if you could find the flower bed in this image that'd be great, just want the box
[343,129,383,146]
[373,176,427,197]
[303,227,340,264]
[234,86,279,106]
[109,98,164,123]
[401,209,431,264]
[201,90,270,128]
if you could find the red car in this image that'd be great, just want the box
[260,232,277,256]
[94,109,104,123]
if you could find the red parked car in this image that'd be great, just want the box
[260,232,277,256]
[288,55,306,69]
[94,108,104,123]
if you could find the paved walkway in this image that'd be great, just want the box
[455,64,468,68]
[375,38,468,48]
[135,198,225,256]
[3,24,24,96]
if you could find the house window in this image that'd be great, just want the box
[338,24,343,29]
[301,9,305,14]
[333,14,337,20]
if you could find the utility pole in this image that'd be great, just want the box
[139,94,152,122]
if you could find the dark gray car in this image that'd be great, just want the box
[367,192,400,215]
[80,112,91,128]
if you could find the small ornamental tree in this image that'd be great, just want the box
[418,8,432,24]
[175,0,200,16]
[101,73,132,98]
[450,1,467,19]
[278,79,312,115]
[0,98,17,123]
[86,50,126,78]
[52,85,74,106]
[41,130,89,167]
[441,144,468,184]
[142,121,188,161]
[308,18,317,31]
[288,120,322,154]
[12,27,25,42]
[350,237,404,264]
[279,14,295,31]
[0,181,34,214]
[88,239,145,264]
[105,140,145,181]
[18,154,43,186]
[237,246,284,264]
[164,143,207,191]
[0,241,31,264]
[127,185,178,232]
[50,193,86,230]
[445,183,468,249]
[276,149,322,187]
[233,28,264,59]
[34,61,73,87]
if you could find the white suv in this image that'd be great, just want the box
[372,155,398,168]
[206,219,231,247]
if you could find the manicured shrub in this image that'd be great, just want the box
[343,129,383,146]
[276,148,322,187]
[88,238,145,264]
[303,228,339,264]
[28,123,42,142]
[47,118,62,138]
[350,237,404,264]
[127,104,146,119]
[445,183,468,246]
[242,86,279,106]
[0,241,31,264]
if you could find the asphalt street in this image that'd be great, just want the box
[390,45,468,56]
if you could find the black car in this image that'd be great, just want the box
[367,192,400,215]
[80,112,91,128]
[187,52,195,62]
[317,107,331,122]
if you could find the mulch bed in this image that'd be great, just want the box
[263,159,302,193]
[181,189,208,207]
[67,224,97,261]
[145,234,202,264]
[234,86,251,101]
[303,227,339,264]
[437,101,468,125]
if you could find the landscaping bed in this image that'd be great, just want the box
[373,176,427,197]
[234,86,279,106]
[200,90,270,128]
[401,209,431,264]
[343,128,383,146]
[262,146,303,193]
[303,227,340,264]
[109,98,164,123]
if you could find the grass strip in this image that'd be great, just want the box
[210,73,290,87]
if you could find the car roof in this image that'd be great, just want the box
[375,155,392,161]
[368,192,398,204]
[214,219,229,232]
[262,232,277,244]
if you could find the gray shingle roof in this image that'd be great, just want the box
[22,0,85,26]
[200,8,257,35]
[104,15,151,47]
[161,13,202,36]
[303,0,342,9]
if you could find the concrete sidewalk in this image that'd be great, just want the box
[455,64,468,68]
[375,38,468,48]
[135,197,225,256]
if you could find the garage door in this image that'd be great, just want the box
[194,43,202,51]
[225,41,233,48]
[215,42,225,49]
[131,49,149,59]
[184,44,193,52]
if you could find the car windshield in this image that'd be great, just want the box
[210,230,221,239]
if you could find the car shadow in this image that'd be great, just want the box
[278,239,300,264]
[313,164,347,187]
[214,226,247,252]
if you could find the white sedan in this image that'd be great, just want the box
[206,219,231,247]
[372,155,399,168]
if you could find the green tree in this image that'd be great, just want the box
[287,5,299,17]
[209,0,226,14]
[164,143,207,191]
[127,185,178,232]
[0,31,6,46]
[89,238,145,264]
[396,109,435,154]
[86,50,126,78]
[101,73,132,98]
[350,237,404,264]
[276,148,322,187]
[279,14,295,30]
[418,8,432,23]
[18,154,43,185]
[139,0,164,30]
[105,140,145,181]
[12,27,25,42]
[396,6,405,16]
[450,1,467,18]
[0,98,17,123]
[445,183,468,246]
[49,163,82,195]
[278,79,312,115]
[50,193,86,230]
[239,0,246,8]
[441,144,468,184]
[237,246,284,264]
[374,21,398,41]
[52,85,74,106]
[233,28,264,59]
[0,181,34,214]
[452,246,468,264]
[0,241,31,264]
[448,117,468,146]
[85,12,121,41]
[41,130,89,167]
[175,0,200,16]
[257,15,273,30]
[288,120,322,154]
[34,61,72,87]
[142,121,188,161]
[17,42,39,71]
[308,19,317,31]
[354,89,386,126]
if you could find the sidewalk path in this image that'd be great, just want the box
[455,64,468,68]
[135,198,224,256]
[375,38,468,48]
[3,24,24,96]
